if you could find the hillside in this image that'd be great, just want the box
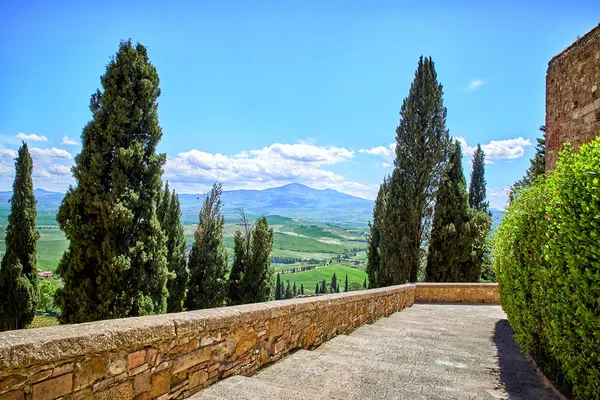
[0,184,374,226]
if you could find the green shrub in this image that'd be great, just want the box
[494,140,600,399]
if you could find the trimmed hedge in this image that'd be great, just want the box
[495,140,600,399]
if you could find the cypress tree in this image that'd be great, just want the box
[300,283,304,295]
[164,189,188,312]
[425,141,471,282]
[156,181,170,227]
[232,215,274,305]
[315,283,319,294]
[292,282,297,297]
[363,277,367,289]
[186,182,228,310]
[275,273,282,300]
[284,281,292,299]
[510,126,546,202]
[320,279,327,294]
[228,230,247,305]
[0,143,39,331]
[366,178,389,288]
[344,274,349,292]
[55,40,168,323]
[373,56,449,285]
[331,273,337,294]
[468,144,488,212]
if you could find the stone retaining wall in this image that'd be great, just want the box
[0,284,416,400]
[415,283,500,304]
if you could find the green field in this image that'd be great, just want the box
[0,228,68,272]
[0,216,369,297]
[276,264,367,293]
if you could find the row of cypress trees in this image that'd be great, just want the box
[366,56,492,287]
[0,40,275,330]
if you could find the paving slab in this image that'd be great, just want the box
[190,304,559,399]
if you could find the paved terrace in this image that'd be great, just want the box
[193,304,558,400]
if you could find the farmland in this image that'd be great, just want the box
[1,214,368,294]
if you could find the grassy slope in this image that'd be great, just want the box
[275,264,366,292]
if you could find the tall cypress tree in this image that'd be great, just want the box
[425,141,471,282]
[275,272,282,300]
[164,189,188,312]
[344,274,349,292]
[366,177,389,288]
[55,40,168,323]
[186,182,228,310]
[284,281,292,299]
[370,56,449,286]
[331,273,337,294]
[468,144,488,212]
[239,216,274,304]
[315,283,319,294]
[292,282,297,297]
[300,283,304,295]
[0,143,39,331]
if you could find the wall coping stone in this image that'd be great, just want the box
[0,284,417,371]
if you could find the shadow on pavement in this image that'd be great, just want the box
[492,319,558,400]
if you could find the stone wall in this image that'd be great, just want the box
[0,283,499,400]
[0,285,415,400]
[546,23,600,170]
[415,283,499,304]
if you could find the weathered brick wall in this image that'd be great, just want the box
[0,285,415,400]
[546,23,600,170]
[415,283,499,304]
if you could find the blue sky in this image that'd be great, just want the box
[1,1,598,208]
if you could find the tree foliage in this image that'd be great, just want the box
[165,189,188,312]
[38,278,60,313]
[156,183,188,312]
[275,272,282,300]
[0,143,39,331]
[495,139,600,398]
[468,144,488,212]
[368,56,449,286]
[229,211,274,305]
[509,126,546,202]
[425,141,471,282]
[55,40,168,323]
[186,182,228,310]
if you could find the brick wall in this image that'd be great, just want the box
[546,23,600,170]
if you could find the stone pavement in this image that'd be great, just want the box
[190,304,558,399]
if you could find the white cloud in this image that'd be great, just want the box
[47,164,72,176]
[455,136,532,160]
[359,143,396,166]
[465,79,485,93]
[17,132,48,142]
[61,136,79,145]
[488,187,511,210]
[164,142,374,199]
[29,147,72,161]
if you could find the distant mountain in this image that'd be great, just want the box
[0,184,374,226]
[179,183,374,225]
[0,185,505,228]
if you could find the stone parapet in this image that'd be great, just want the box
[415,283,500,304]
[0,284,415,400]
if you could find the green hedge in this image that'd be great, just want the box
[494,140,600,399]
